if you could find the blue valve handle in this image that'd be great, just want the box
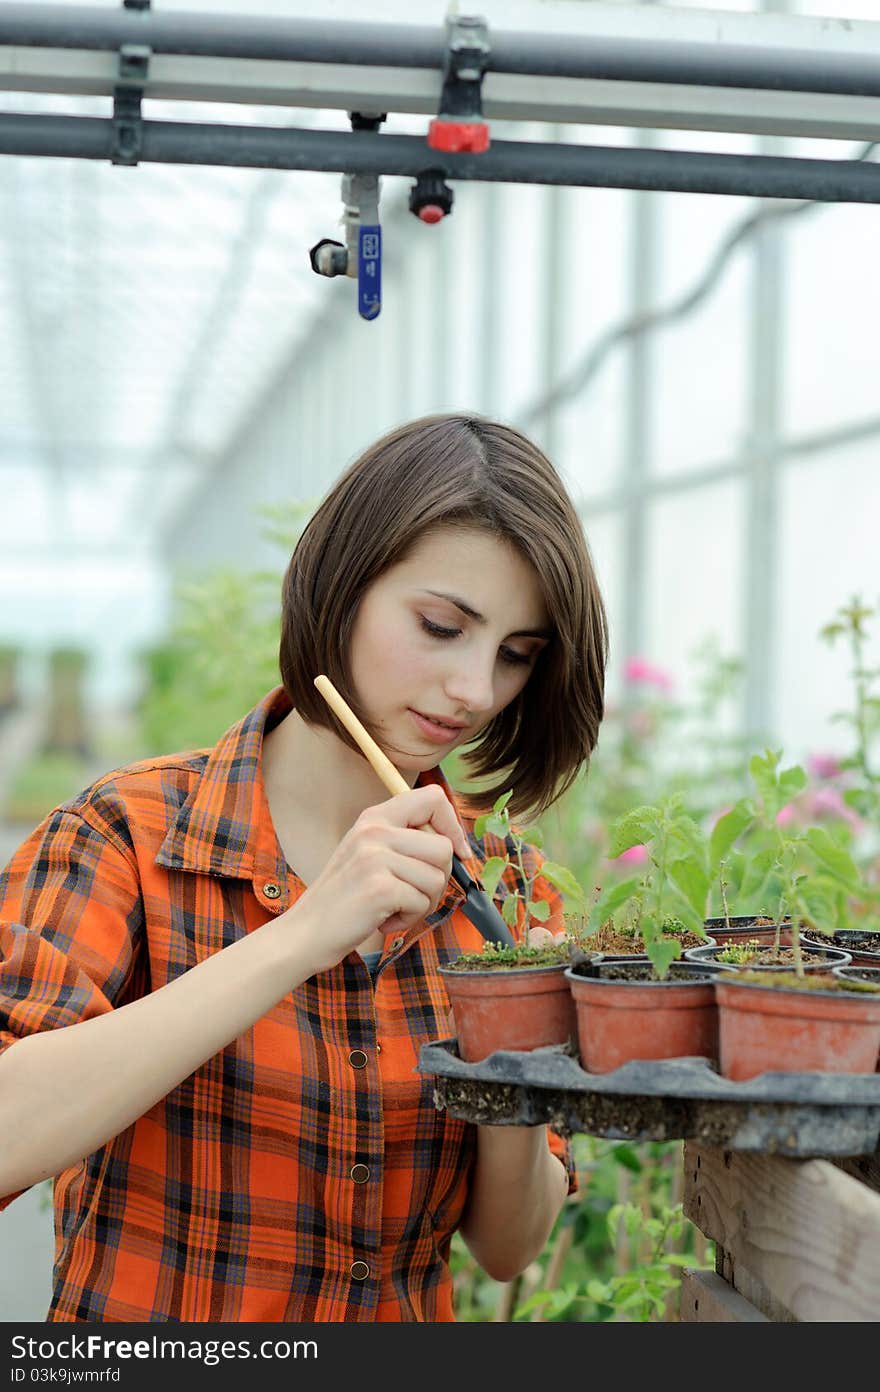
[358,224,381,320]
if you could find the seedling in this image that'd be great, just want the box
[587,794,711,979]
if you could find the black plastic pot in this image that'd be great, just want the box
[685,942,852,972]
[831,964,880,987]
[802,930,880,967]
[704,915,792,948]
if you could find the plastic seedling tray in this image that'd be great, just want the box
[418,1039,880,1158]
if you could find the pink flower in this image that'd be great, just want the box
[807,752,843,781]
[806,786,863,832]
[615,844,649,866]
[624,656,674,694]
[776,804,797,827]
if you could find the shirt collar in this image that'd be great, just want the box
[155,686,292,879]
[155,686,488,892]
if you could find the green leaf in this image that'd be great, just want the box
[739,846,776,901]
[644,937,681,979]
[473,813,489,839]
[609,806,661,858]
[484,813,509,838]
[612,1143,643,1174]
[795,877,839,933]
[521,824,544,850]
[667,857,710,920]
[778,763,808,805]
[805,826,863,892]
[527,898,551,923]
[539,860,587,907]
[709,799,755,871]
[843,787,878,817]
[585,1279,612,1304]
[749,749,782,818]
[501,895,519,928]
[624,1205,643,1237]
[587,877,644,933]
[480,856,508,900]
[493,790,513,815]
[668,812,706,862]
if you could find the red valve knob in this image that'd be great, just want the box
[418,204,445,224]
[427,119,490,154]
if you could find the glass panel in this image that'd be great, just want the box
[555,356,627,502]
[777,438,880,759]
[782,195,880,440]
[644,479,746,700]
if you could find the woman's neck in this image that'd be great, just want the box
[261,707,420,842]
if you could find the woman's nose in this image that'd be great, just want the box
[443,662,495,715]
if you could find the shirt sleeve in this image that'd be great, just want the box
[546,1127,578,1195]
[0,805,145,1211]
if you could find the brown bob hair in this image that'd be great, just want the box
[279,413,608,822]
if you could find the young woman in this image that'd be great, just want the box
[0,413,608,1322]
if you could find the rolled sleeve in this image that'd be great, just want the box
[0,807,144,1209]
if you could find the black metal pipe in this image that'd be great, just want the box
[2,114,880,205]
[3,4,880,100]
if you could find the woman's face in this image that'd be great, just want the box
[348,528,551,771]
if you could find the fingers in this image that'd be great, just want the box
[525,926,567,947]
[395,785,471,860]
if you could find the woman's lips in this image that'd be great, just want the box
[409,710,464,744]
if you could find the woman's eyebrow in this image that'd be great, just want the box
[421,590,553,639]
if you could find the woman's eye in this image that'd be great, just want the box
[418,616,532,667]
[419,616,460,640]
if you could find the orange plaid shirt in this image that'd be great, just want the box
[0,687,575,1322]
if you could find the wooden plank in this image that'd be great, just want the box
[683,1143,880,1321]
[680,1268,769,1322]
[835,1148,880,1195]
[714,1245,797,1322]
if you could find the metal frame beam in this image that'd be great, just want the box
[2,115,880,204]
[4,4,880,99]
[5,5,880,144]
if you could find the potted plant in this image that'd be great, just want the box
[707,750,880,1079]
[589,912,714,960]
[439,792,599,1062]
[564,796,719,1073]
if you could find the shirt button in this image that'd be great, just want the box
[350,1164,370,1184]
[350,1261,371,1281]
[348,1050,368,1069]
[262,882,282,900]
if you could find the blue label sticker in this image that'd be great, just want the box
[358,224,381,320]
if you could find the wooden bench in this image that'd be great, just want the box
[681,1143,880,1321]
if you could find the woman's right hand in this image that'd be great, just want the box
[292,784,472,974]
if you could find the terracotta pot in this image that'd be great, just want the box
[685,942,851,974]
[802,930,880,967]
[564,960,719,1073]
[439,961,593,1062]
[703,915,793,948]
[716,974,880,1080]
